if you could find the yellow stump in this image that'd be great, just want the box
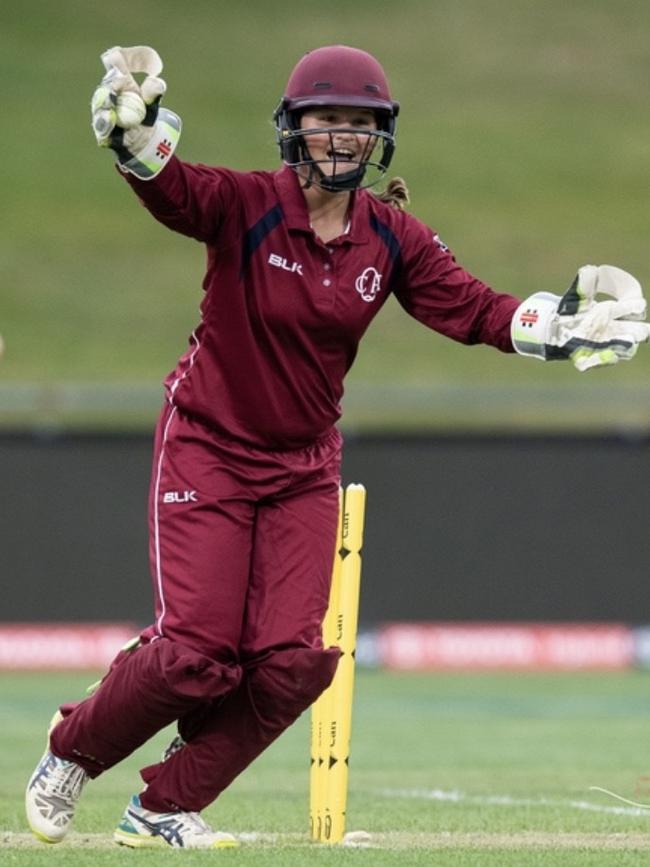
[310,483,366,843]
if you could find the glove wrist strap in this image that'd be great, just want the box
[117,108,182,179]
[511,292,561,360]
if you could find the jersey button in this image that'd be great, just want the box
[323,263,331,271]
[323,278,332,287]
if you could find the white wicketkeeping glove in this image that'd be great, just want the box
[511,265,650,372]
[90,46,181,179]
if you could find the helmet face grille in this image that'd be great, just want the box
[275,122,396,192]
[274,46,398,192]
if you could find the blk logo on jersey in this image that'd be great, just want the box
[268,253,303,275]
[355,267,382,302]
[163,490,199,504]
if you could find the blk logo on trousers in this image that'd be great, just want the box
[163,491,199,504]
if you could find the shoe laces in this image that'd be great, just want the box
[47,758,87,803]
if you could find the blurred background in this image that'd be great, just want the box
[2,0,650,670]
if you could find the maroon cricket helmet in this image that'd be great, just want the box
[273,45,400,192]
[281,44,399,114]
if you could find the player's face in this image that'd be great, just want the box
[299,106,378,176]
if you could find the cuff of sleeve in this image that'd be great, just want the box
[510,292,561,360]
[118,108,182,180]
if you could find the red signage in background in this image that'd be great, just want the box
[379,623,635,671]
[0,623,139,669]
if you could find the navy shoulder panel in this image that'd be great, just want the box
[240,204,284,276]
[370,212,403,286]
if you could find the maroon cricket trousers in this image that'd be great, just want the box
[51,404,342,811]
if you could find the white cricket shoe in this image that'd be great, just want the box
[113,794,239,849]
[25,750,89,843]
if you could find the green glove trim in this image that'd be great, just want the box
[117,108,182,179]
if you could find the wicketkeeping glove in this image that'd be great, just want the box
[90,45,181,179]
[511,265,650,372]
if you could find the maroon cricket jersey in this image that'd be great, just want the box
[123,160,519,447]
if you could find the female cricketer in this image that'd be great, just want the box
[25,44,649,849]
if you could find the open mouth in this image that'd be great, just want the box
[328,147,357,162]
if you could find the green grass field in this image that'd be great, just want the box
[3,669,650,865]
[3,0,650,430]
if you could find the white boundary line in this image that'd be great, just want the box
[377,786,650,817]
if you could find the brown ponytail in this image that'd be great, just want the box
[373,176,410,210]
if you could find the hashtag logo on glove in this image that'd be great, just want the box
[156,139,173,159]
[519,309,539,328]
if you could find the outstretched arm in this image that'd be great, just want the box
[395,218,648,370]
[89,46,239,243]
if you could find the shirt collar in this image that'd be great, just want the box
[273,164,369,246]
